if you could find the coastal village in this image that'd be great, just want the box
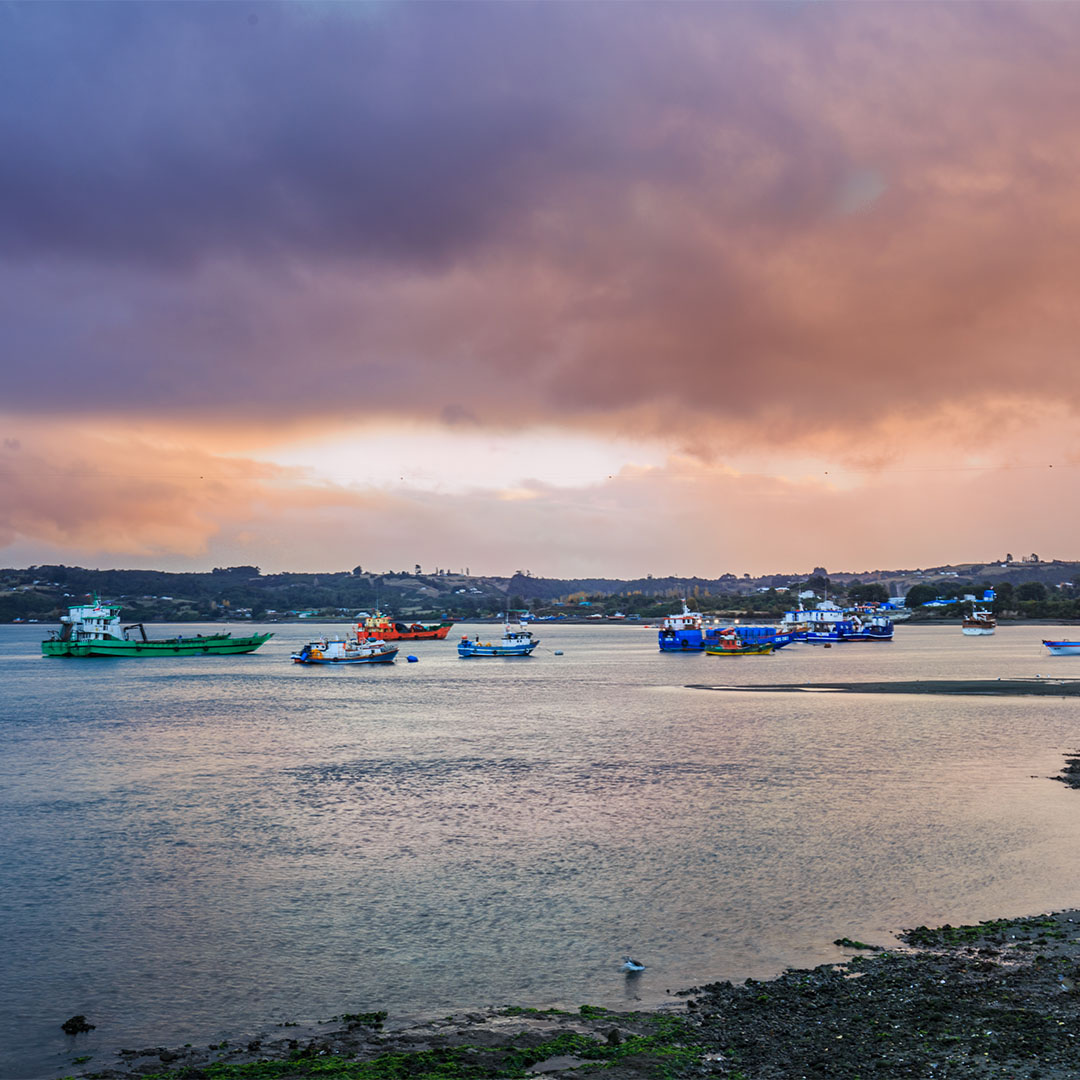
[3,555,1079,625]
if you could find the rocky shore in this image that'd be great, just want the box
[62,911,1080,1080]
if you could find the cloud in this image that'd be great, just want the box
[3,3,1080,461]
[4,419,1078,575]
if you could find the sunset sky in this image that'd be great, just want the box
[3,2,1080,577]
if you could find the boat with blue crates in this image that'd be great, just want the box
[705,627,773,655]
[658,602,705,651]
[458,621,539,657]
[705,624,793,651]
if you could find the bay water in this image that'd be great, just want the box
[2,621,1079,1078]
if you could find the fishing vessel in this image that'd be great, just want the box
[356,611,454,641]
[704,627,773,655]
[42,599,272,657]
[962,607,996,636]
[705,624,792,651]
[458,621,538,657]
[1042,640,1080,656]
[291,637,398,664]
[658,602,705,651]
[838,615,894,642]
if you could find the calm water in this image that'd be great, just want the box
[3,621,1080,1078]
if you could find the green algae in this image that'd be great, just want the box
[335,1012,387,1030]
[833,937,884,951]
[904,915,1066,948]
[74,1017,704,1080]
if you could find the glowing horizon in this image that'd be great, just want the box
[3,3,1080,575]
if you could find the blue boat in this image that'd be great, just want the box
[837,615,894,642]
[658,602,704,651]
[806,616,894,643]
[704,624,793,651]
[458,622,539,657]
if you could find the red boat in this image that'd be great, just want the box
[355,612,454,641]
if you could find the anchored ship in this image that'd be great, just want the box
[658,602,705,651]
[356,611,454,641]
[42,599,272,657]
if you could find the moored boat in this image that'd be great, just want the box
[458,621,538,657]
[658,602,705,651]
[356,611,454,641]
[42,599,272,658]
[962,606,996,636]
[705,624,791,651]
[705,627,773,655]
[291,637,398,664]
[1043,640,1080,656]
[837,615,894,642]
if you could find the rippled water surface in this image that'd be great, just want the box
[3,621,1080,1077]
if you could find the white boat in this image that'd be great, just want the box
[1043,640,1080,656]
[962,606,996,636]
[458,622,539,657]
[781,600,847,629]
[291,637,398,664]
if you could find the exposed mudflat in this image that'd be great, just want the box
[62,912,1080,1080]
[689,678,1080,697]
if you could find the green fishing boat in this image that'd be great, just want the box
[42,599,273,657]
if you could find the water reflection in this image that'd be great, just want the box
[2,623,1078,1077]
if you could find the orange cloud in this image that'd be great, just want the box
[3,420,1077,575]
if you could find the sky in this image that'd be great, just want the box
[2,1,1080,577]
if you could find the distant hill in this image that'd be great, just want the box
[3,558,1078,622]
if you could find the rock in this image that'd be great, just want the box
[61,1015,96,1035]
[526,1055,587,1073]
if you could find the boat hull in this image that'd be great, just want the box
[1043,641,1080,656]
[705,644,773,656]
[962,627,995,636]
[363,623,453,641]
[292,651,397,664]
[458,643,537,657]
[658,630,704,651]
[42,633,272,657]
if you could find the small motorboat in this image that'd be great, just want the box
[291,637,399,664]
[1043,640,1080,656]
[621,956,646,972]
